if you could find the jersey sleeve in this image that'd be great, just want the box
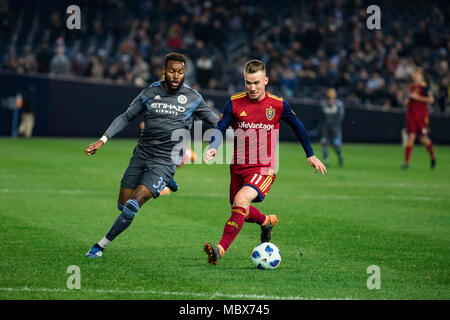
[209,99,233,150]
[104,91,146,139]
[193,96,219,126]
[281,100,314,158]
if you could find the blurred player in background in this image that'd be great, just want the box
[403,68,436,169]
[203,59,326,266]
[84,52,218,258]
[319,88,345,167]
[17,85,36,138]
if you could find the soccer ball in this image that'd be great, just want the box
[251,242,281,270]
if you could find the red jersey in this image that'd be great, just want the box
[228,91,283,172]
[210,91,314,175]
[406,82,430,135]
[407,82,429,117]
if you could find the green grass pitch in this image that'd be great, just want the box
[0,137,449,300]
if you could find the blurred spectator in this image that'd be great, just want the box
[36,42,52,73]
[89,49,107,79]
[131,55,150,86]
[280,68,298,97]
[383,82,404,109]
[436,76,449,114]
[184,55,196,85]
[394,58,415,81]
[72,52,89,77]
[49,45,71,75]
[0,2,15,41]
[166,23,183,50]
[196,53,213,88]
[0,0,448,112]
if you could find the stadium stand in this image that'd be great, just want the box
[0,0,449,113]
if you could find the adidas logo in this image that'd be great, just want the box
[240,111,248,117]
[154,95,161,100]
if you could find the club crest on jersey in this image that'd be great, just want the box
[266,107,275,121]
[177,95,187,104]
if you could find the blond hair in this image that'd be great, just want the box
[244,59,266,74]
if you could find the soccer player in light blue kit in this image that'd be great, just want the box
[85,52,218,258]
[319,88,345,167]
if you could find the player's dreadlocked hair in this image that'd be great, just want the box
[244,59,266,74]
[164,52,186,68]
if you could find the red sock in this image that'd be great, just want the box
[245,206,267,225]
[218,206,246,252]
[426,143,435,160]
[405,145,413,164]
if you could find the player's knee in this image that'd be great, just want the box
[122,199,140,219]
[232,194,251,209]
[420,135,430,144]
[132,185,153,206]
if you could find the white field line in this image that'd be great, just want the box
[0,188,447,202]
[0,286,353,300]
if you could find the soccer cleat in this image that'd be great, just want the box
[260,215,278,243]
[204,242,223,266]
[86,243,104,258]
[401,163,409,170]
[167,179,178,192]
[431,159,436,169]
[338,156,344,167]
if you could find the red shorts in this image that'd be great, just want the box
[229,166,276,204]
[406,113,429,135]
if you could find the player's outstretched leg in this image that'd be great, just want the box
[204,205,246,265]
[86,199,140,258]
[86,185,151,258]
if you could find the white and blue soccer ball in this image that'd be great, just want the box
[251,242,281,270]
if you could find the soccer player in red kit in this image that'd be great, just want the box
[203,60,327,265]
[403,69,436,169]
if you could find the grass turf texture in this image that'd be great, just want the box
[0,137,449,300]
